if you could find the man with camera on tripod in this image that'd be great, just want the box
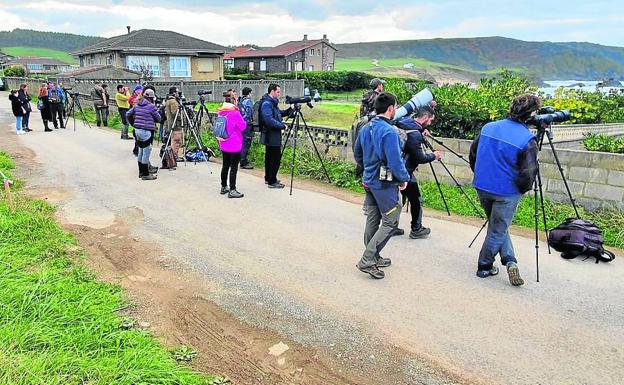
[163,86,184,163]
[259,83,292,189]
[354,93,410,280]
[469,94,541,286]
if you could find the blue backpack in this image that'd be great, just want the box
[213,115,228,139]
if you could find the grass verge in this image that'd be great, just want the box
[0,152,226,384]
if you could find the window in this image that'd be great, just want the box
[295,62,302,71]
[224,59,234,69]
[260,60,267,71]
[126,55,161,77]
[288,61,292,71]
[249,61,255,71]
[309,49,314,56]
[27,64,43,71]
[169,57,190,77]
[307,65,314,71]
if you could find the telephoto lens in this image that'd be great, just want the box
[394,88,434,121]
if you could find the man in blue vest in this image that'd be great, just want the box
[469,94,541,286]
[354,92,410,279]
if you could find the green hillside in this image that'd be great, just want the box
[0,28,103,52]
[336,37,624,80]
[1,46,77,64]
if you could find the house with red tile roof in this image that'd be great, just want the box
[228,35,337,73]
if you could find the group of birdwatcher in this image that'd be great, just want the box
[8,76,539,287]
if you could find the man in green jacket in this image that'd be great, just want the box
[115,84,132,139]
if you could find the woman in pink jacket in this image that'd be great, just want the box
[218,89,248,198]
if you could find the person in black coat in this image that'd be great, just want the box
[38,83,53,132]
[8,90,26,135]
[396,105,441,239]
[17,84,32,132]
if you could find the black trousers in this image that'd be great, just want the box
[221,151,241,190]
[400,181,423,230]
[264,145,282,184]
[49,103,64,128]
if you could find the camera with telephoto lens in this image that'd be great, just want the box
[286,95,312,104]
[393,88,434,121]
[198,90,212,96]
[378,164,394,182]
[62,87,73,91]
[527,108,571,126]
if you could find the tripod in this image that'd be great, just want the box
[281,103,331,195]
[64,93,91,131]
[194,94,212,130]
[468,123,580,282]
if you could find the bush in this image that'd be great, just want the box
[583,133,624,153]
[4,65,26,77]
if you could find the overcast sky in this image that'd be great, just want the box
[1,0,623,47]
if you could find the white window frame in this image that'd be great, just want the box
[288,61,292,71]
[260,60,267,71]
[307,65,314,71]
[249,61,255,71]
[169,56,191,77]
[309,49,314,56]
[126,55,161,77]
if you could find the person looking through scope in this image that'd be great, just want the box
[259,83,292,189]
[127,88,161,181]
[395,105,442,239]
[163,86,185,163]
[354,92,410,280]
[469,94,541,287]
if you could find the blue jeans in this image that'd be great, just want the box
[477,190,521,270]
[15,116,23,132]
[138,145,151,165]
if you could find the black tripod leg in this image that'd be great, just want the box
[469,219,488,248]
[437,159,484,219]
[536,166,551,254]
[429,162,450,216]
[546,130,580,218]
[288,115,299,196]
[533,179,540,282]
[299,113,332,184]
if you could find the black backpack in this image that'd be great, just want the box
[252,100,263,132]
[548,218,615,263]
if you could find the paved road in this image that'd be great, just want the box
[2,93,623,385]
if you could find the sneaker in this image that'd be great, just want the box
[16,130,26,135]
[44,128,53,132]
[268,182,285,189]
[220,186,229,195]
[409,227,431,239]
[391,228,405,237]
[356,263,385,279]
[141,174,157,181]
[265,179,281,184]
[376,257,392,268]
[23,127,32,132]
[148,165,158,174]
[175,156,185,162]
[506,262,524,286]
[476,266,499,278]
[240,163,254,170]
[228,189,244,198]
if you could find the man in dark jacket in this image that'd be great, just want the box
[469,94,541,286]
[359,78,385,118]
[259,83,292,189]
[396,106,441,239]
[354,93,410,280]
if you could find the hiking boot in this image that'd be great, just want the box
[148,165,158,174]
[476,266,499,278]
[356,263,385,279]
[228,189,244,198]
[265,179,281,184]
[268,182,285,189]
[220,186,229,195]
[506,262,524,286]
[141,173,157,180]
[391,228,405,237]
[409,227,431,239]
[376,257,392,268]
[23,127,32,132]
[44,128,53,132]
[241,163,254,170]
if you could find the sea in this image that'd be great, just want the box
[539,80,624,96]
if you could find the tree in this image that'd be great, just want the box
[4,65,26,77]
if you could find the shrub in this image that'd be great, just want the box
[583,133,624,153]
[4,65,26,77]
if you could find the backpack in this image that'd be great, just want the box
[212,115,228,139]
[548,218,615,263]
[37,99,44,111]
[49,90,60,104]
[160,145,177,169]
[351,116,369,151]
[252,100,263,132]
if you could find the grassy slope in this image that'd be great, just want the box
[0,152,223,385]
[2,46,77,64]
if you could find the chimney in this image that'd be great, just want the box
[323,34,327,40]
[303,34,308,41]
[126,26,131,34]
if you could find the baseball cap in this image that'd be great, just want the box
[143,89,155,98]
[370,78,386,88]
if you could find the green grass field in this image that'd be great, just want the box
[1,46,77,64]
[335,57,502,76]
